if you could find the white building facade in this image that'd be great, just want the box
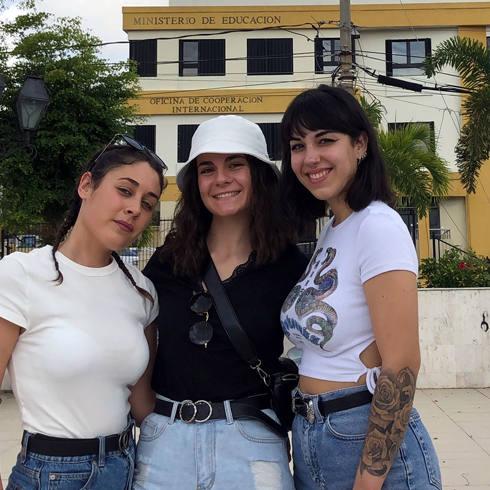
[123,0,490,259]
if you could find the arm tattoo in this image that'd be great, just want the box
[360,367,416,478]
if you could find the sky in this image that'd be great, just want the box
[1,0,169,62]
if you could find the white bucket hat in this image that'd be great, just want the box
[176,115,278,190]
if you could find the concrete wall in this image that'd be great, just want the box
[418,288,490,388]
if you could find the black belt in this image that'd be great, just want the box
[154,394,286,437]
[293,390,373,423]
[24,425,133,457]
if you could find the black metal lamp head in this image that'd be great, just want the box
[16,76,50,132]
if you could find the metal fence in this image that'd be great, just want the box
[1,218,326,269]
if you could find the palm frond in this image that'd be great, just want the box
[359,95,384,128]
[379,124,450,216]
[425,37,490,90]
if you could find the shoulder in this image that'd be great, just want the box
[0,245,52,274]
[357,202,409,237]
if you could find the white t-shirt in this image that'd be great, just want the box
[0,245,158,438]
[281,201,418,392]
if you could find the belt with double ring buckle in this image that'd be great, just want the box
[179,399,213,423]
[154,395,271,425]
[292,390,373,423]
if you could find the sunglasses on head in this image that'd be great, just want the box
[90,134,168,173]
[189,291,214,348]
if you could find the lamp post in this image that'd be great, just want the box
[16,76,50,144]
[0,75,6,98]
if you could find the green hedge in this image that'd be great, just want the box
[419,248,490,288]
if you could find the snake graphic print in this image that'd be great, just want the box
[281,247,338,350]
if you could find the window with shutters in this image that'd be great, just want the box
[386,39,431,76]
[133,125,156,152]
[314,38,356,74]
[179,40,225,76]
[257,123,282,161]
[129,39,157,77]
[388,121,435,149]
[177,125,199,162]
[247,39,293,75]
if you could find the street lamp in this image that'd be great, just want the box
[16,76,50,142]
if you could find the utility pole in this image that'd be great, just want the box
[339,0,355,94]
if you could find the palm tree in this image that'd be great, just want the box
[360,96,449,217]
[426,37,490,193]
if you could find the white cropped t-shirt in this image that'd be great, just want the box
[0,246,158,438]
[281,202,418,393]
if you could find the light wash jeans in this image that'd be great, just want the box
[292,385,442,490]
[7,430,135,490]
[133,398,294,490]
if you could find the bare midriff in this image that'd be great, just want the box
[298,341,382,396]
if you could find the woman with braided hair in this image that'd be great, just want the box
[0,135,167,490]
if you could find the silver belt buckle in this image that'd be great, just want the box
[306,400,315,424]
[179,399,213,423]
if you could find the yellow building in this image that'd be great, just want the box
[123,0,490,259]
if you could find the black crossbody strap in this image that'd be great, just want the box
[204,260,270,384]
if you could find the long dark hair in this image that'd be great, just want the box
[159,156,293,278]
[52,145,165,302]
[280,84,394,233]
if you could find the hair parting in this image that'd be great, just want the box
[51,144,163,303]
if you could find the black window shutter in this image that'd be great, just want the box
[425,38,432,60]
[314,38,323,73]
[133,125,156,152]
[248,39,265,74]
[269,39,293,74]
[386,40,393,76]
[129,39,157,77]
[258,123,281,161]
[199,39,225,75]
[177,125,199,162]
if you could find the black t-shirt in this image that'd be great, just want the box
[143,245,308,402]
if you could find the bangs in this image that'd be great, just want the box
[281,88,358,144]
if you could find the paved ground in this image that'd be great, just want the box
[1,388,489,489]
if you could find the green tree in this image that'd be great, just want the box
[0,1,140,230]
[360,96,449,217]
[426,36,490,193]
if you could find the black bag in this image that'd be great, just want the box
[204,260,299,434]
[269,357,299,431]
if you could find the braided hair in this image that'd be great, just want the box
[51,144,165,303]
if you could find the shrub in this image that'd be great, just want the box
[419,248,490,288]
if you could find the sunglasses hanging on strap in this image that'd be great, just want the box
[204,259,299,436]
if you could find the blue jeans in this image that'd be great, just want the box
[292,385,442,490]
[133,398,294,489]
[7,431,135,490]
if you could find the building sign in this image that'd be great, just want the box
[131,14,282,27]
[123,5,490,31]
[132,89,302,115]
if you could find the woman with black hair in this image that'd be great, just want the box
[133,115,307,490]
[0,136,167,490]
[279,85,441,490]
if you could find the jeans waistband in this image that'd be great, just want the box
[293,385,372,424]
[20,419,134,464]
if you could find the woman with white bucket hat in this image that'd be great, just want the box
[132,115,307,489]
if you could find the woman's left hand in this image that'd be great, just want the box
[357,270,420,486]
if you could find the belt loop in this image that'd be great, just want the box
[20,431,31,463]
[97,436,106,468]
[169,401,178,424]
[312,396,324,422]
[224,400,234,424]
